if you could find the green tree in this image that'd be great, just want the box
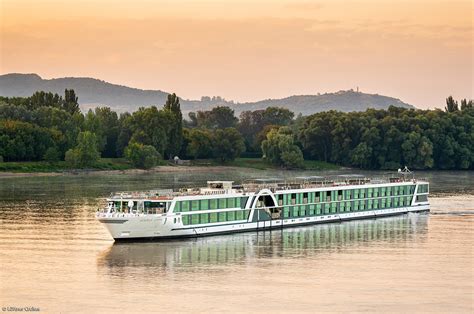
[298,111,335,162]
[185,128,213,159]
[65,131,100,167]
[43,146,61,162]
[445,96,459,112]
[262,107,294,125]
[401,132,434,169]
[460,99,473,110]
[0,120,54,161]
[163,93,183,158]
[84,107,119,157]
[63,89,80,115]
[116,112,133,157]
[194,106,238,129]
[32,106,83,157]
[212,128,245,162]
[125,142,161,169]
[351,143,372,169]
[261,127,304,168]
[128,106,173,156]
[29,91,63,110]
[238,107,294,153]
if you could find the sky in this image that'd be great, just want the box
[0,0,472,108]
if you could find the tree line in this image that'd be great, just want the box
[298,101,473,170]
[0,90,472,170]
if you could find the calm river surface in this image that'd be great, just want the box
[0,169,473,313]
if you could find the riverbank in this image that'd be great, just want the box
[0,158,341,177]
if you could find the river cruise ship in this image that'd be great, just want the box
[96,170,429,240]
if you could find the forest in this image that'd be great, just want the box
[0,90,472,170]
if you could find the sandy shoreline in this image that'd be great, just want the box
[0,165,258,178]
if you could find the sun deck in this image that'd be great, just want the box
[107,172,423,201]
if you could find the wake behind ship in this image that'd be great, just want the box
[96,170,429,240]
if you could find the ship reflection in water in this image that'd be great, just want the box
[98,213,428,271]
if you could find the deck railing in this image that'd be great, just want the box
[106,175,427,200]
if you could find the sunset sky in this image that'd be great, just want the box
[1,0,472,108]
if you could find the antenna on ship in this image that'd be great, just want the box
[398,166,414,180]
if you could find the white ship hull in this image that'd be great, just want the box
[97,204,430,240]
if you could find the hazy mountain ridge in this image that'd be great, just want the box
[0,73,414,115]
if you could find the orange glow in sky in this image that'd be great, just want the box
[1,0,472,108]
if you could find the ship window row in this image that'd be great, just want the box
[276,185,416,206]
[182,210,251,225]
[281,196,412,218]
[174,197,246,212]
[418,184,429,193]
[111,201,169,213]
[416,195,428,202]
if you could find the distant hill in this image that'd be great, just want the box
[0,73,414,116]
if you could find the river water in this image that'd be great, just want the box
[0,170,472,313]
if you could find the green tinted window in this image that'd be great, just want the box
[227,211,235,221]
[308,192,314,203]
[181,201,190,212]
[228,198,235,208]
[299,207,306,217]
[199,199,209,210]
[200,213,209,224]
[182,215,190,225]
[235,210,243,220]
[191,214,199,224]
[244,210,251,219]
[324,203,330,214]
[239,197,248,208]
[210,212,218,223]
[292,207,298,217]
[354,189,359,199]
[218,198,226,209]
[191,200,199,211]
[218,212,226,222]
[208,199,217,210]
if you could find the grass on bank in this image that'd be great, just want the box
[0,158,135,173]
[0,157,340,173]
